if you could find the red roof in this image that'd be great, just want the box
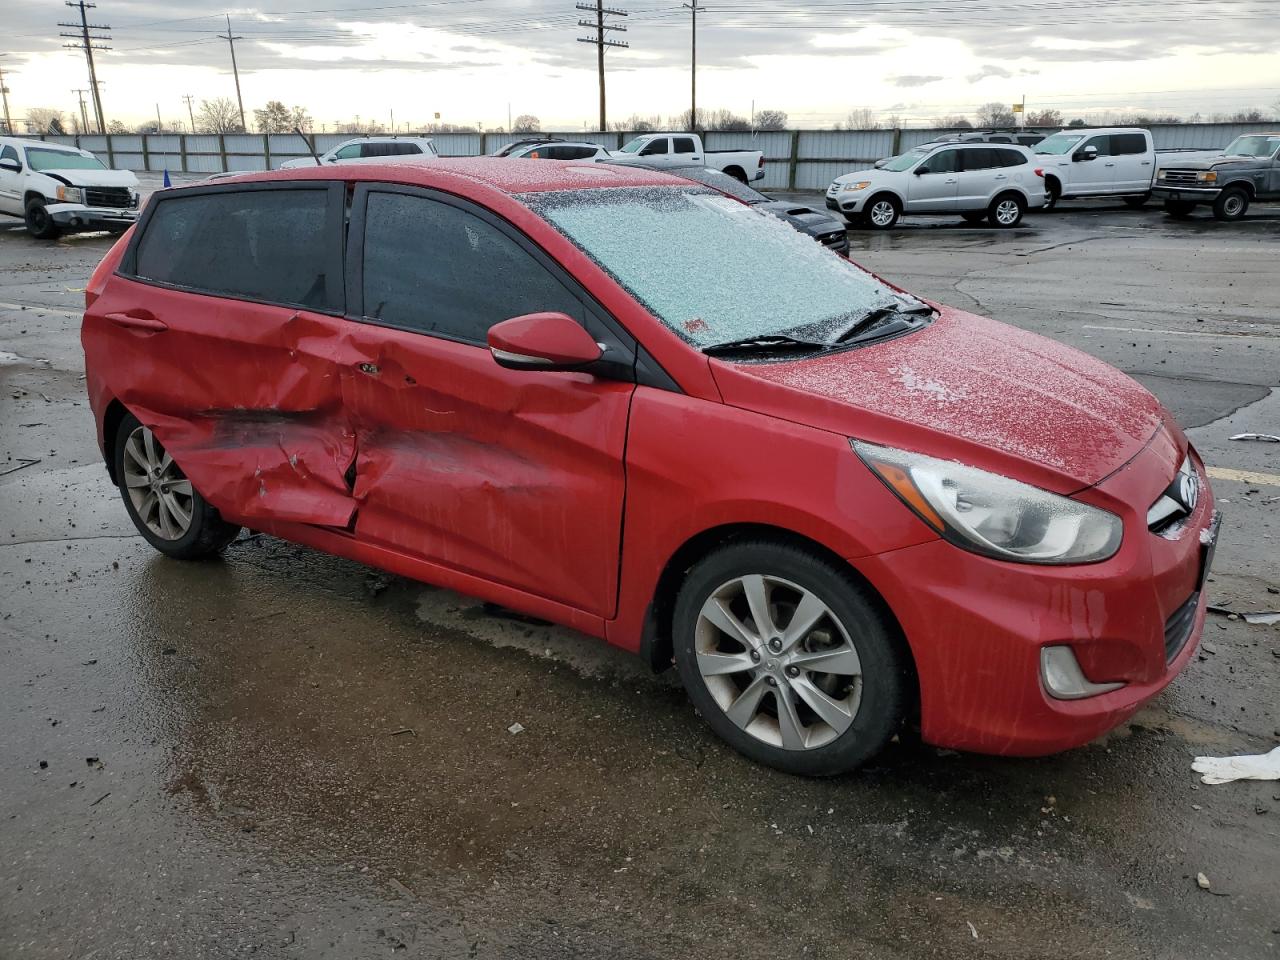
[229,157,688,195]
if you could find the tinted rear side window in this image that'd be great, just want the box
[673,137,697,154]
[961,148,999,171]
[1111,133,1148,155]
[133,188,338,311]
[997,148,1028,166]
[360,191,582,342]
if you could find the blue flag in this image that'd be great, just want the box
[162,169,171,188]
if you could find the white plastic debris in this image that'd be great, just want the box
[1196,872,1211,890]
[1191,745,1280,784]
[1228,432,1280,443]
[507,722,525,735]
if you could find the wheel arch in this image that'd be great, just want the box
[636,522,919,718]
[23,189,48,208]
[101,397,130,484]
[1221,179,1256,199]
[722,165,747,183]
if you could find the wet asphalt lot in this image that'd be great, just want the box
[2,178,1278,959]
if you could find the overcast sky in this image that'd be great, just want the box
[4,0,1279,130]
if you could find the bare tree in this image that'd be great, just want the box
[611,113,660,132]
[705,109,750,131]
[1228,108,1266,122]
[932,115,973,129]
[106,119,129,134]
[25,107,65,135]
[290,105,313,133]
[976,102,1017,127]
[844,107,880,130]
[512,114,541,133]
[196,97,244,134]
[754,109,787,130]
[1024,108,1062,127]
[254,100,296,133]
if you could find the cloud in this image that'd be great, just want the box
[967,64,1014,83]
[890,75,944,88]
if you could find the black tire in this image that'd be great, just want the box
[1122,193,1150,209]
[863,194,900,230]
[987,192,1026,228]
[961,210,987,224]
[24,198,61,239]
[672,540,909,777]
[1212,187,1249,221]
[113,411,241,560]
[1163,198,1196,219]
[1043,178,1061,211]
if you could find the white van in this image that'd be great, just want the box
[1032,128,1156,209]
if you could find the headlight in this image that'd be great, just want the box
[1155,169,1166,179]
[55,185,85,204]
[840,181,872,192]
[1197,171,1217,183]
[853,441,1123,564]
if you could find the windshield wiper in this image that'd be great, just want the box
[702,334,826,357]
[829,302,933,344]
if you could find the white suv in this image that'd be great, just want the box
[827,142,1045,229]
[278,136,438,169]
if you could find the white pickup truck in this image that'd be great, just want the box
[0,136,140,239]
[1031,127,1220,210]
[605,133,765,183]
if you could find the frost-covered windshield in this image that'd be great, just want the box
[27,148,107,171]
[1223,135,1280,157]
[523,186,901,348]
[1034,133,1084,155]
[880,148,930,172]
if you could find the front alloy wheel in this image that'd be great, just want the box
[864,196,900,229]
[674,541,907,776]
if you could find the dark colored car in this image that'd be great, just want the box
[669,165,849,253]
[82,158,1216,776]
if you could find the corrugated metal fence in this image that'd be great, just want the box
[35,122,1277,191]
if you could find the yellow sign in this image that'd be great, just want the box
[1012,103,1024,113]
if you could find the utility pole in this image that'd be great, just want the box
[155,102,162,133]
[182,93,196,134]
[59,2,110,134]
[575,2,627,132]
[683,2,704,129]
[0,57,12,136]
[218,15,246,132]
[73,88,90,133]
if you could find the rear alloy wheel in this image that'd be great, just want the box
[114,412,241,560]
[864,195,900,230]
[988,193,1026,227]
[1212,187,1249,222]
[1163,198,1196,219]
[673,541,907,776]
[24,199,61,239]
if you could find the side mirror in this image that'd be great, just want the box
[488,312,603,372]
[1075,146,1097,162]
[873,158,888,169]
[914,166,929,176]
[0,158,20,172]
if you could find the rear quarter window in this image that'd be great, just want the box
[1111,133,1148,155]
[131,188,340,311]
[997,148,1028,166]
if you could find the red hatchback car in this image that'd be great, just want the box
[82,159,1217,775]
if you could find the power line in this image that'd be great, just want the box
[576,2,628,131]
[58,1,110,134]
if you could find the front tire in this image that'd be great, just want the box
[673,541,908,776]
[1123,193,1150,209]
[863,194,900,230]
[1043,178,1061,211]
[1212,187,1249,221]
[24,199,61,239]
[988,192,1026,227]
[961,210,987,224]
[113,412,241,560]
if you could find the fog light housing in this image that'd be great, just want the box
[1040,646,1125,700]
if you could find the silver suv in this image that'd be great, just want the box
[828,142,1047,229]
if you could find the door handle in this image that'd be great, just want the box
[994,174,1008,180]
[1105,162,1116,167]
[358,362,380,376]
[104,312,167,332]
[945,178,957,184]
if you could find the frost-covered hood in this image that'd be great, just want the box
[42,167,138,189]
[709,306,1170,495]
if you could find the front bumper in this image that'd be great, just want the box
[48,203,139,231]
[852,438,1218,756]
[1152,185,1221,203]
[826,192,869,215]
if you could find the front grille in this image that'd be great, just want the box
[1164,592,1199,663]
[84,186,134,209]
[819,231,846,247]
[1159,170,1200,187]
